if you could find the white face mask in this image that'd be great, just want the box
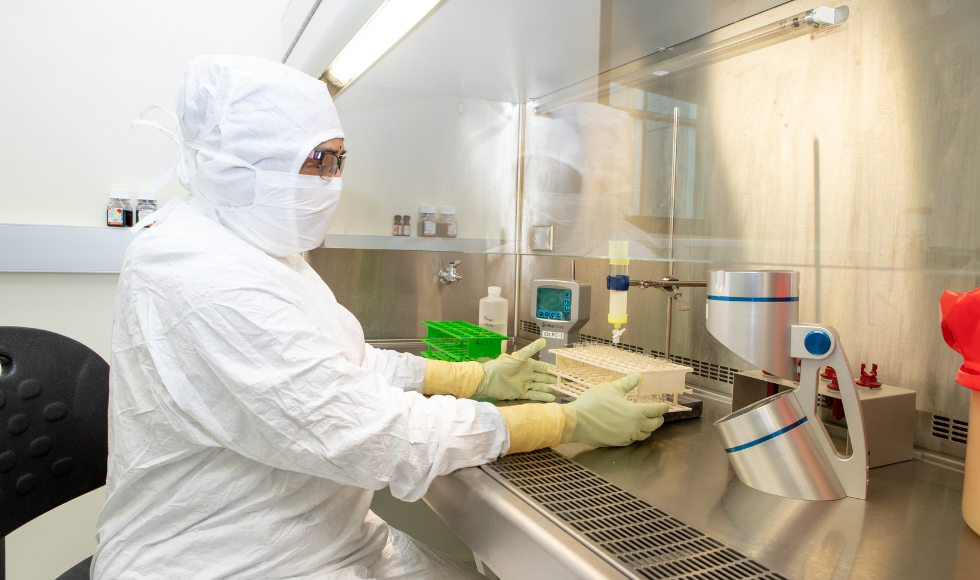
[132,104,343,258]
[217,171,342,258]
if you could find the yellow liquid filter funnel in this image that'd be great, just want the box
[608,241,629,332]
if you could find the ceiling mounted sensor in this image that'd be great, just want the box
[321,0,446,96]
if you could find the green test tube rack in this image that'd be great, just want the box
[420,320,507,362]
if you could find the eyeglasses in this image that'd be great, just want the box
[307,149,346,181]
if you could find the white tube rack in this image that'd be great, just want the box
[549,345,694,412]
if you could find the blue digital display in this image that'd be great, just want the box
[536,287,572,322]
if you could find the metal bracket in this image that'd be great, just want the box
[792,323,869,500]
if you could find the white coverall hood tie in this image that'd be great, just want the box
[132,55,345,257]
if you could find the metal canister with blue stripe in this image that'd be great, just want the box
[705,270,800,381]
[714,389,846,500]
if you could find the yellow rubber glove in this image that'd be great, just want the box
[423,339,558,401]
[497,374,669,454]
[476,339,558,402]
[422,360,484,398]
[497,403,566,454]
[559,374,669,447]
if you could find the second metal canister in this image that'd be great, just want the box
[714,390,845,501]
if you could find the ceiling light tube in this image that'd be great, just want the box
[322,0,444,95]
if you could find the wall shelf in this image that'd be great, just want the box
[0,223,141,274]
[321,234,515,254]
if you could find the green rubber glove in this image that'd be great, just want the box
[477,338,559,401]
[560,374,669,447]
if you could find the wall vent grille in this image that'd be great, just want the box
[519,322,737,385]
[932,415,969,445]
[520,319,541,335]
[482,449,791,580]
[650,351,738,384]
[579,333,644,353]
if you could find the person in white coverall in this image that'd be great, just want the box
[91,55,670,580]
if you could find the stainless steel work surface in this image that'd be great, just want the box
[427,394,980,579]
[423,466,631,580]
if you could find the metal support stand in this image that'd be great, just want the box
[664,107,679,362]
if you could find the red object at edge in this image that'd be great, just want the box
[827,374,840,391]
[857,363,882,388]
[941,288,980,391]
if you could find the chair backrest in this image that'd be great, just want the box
[0,327,109,537]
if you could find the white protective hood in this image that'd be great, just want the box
[136,55,345,257]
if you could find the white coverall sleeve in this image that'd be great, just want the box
[362,344,427,394]
[144,277,509,502]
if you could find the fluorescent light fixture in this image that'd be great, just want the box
[324,0,442,91]
[534,5,850,116]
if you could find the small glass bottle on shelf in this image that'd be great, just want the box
[135,190,157,227]
[107,189,130,227]
[436,206,457,238]
[401,215,411,236]
[392,215,402,236]
[418,205,437,237]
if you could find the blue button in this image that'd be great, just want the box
[537,310,544,318]
[804,331,832,356]
[564,290,571,297]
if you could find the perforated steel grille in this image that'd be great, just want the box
[482,449,791,580]
[650,351,738,384]
[520,319,541,335]
[580,333,645,353]
[520,324,737,385]
[932,415,968,445]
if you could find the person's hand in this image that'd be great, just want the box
[560,374,669,447]
[477,338,559,401]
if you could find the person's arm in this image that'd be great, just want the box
[361,343,426,393]
[422,339,559,401]
[140,277,508,502]
[497,374,670,453]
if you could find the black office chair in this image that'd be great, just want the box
[0,327,109,580]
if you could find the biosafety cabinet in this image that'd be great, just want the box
[87,1,980,578]
[285,0,979,459]
[1,0,977,578]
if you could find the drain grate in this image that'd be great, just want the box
[932,415,969,445]
[482,449,791,580]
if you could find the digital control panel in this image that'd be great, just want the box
[536,287,572,321]
[529,278,591,364]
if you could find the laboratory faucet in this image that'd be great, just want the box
[438,260,463,285]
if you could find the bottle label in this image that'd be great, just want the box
[423,222,436,236]
[448,223,457,236]
[108,207,124,225]
[403,225,410,236]
[138,209,155,221]
[393,225,399,235]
